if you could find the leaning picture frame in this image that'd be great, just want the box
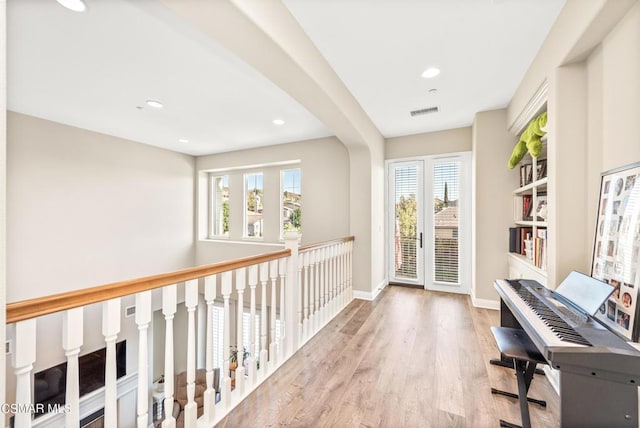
[591,161,640,341]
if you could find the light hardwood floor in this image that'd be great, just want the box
[217,285,560,427]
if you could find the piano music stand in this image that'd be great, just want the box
[490,326,548,428]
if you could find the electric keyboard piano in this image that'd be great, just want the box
[495,277,640,427]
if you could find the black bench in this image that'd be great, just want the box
[490,326,548,428]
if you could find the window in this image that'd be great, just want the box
[281,169,301,237]
[433,161,460,284]
[245,173,264,238]
[210,175,229,237]
[242,311,260,358]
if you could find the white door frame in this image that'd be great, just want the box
[386,160,425,286]
[385,152,472,294]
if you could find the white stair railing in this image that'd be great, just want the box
[162,285,177,428]
[135,291,152,428]
[102,299,120,428]
[5,235,354,428]
[63,307,83,428]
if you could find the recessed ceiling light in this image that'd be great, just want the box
[178,138,189,144]
[56,0,87,12]
[273,119,285,126]
[145,100,163,109]
[421,67,441,79]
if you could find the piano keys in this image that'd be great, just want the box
[495,274,640,427]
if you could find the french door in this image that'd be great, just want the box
[387,154,471,293]
[388,161,425,286]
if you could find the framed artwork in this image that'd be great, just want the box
[591,162,640,341]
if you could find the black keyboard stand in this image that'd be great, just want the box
[490,355,545,376]
[490,327,548,428]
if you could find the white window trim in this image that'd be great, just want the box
[209,174,230,240]
[280,168,302,240]
[243,172,264,240]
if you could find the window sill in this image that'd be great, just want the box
[199,238,284,247]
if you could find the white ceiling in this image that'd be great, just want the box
[7,0,565,156]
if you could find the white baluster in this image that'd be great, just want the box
[248,265,258,386]
[331,245,340,316]
[63,308,83,428]
[221,271,232,409]
[349,240,354,301]
[269,259,278,369]
[316,248,323,325]
[278,257,287,359]
[297,251,303,344]
[284,232,300,354]
[308,251,315,334]
[328,246,334,315]
[136,291,152,428]
[12,319,36,428]
[162,285,177,428]
[184,280,198,426]
[259,262,269,377]
[203,275,217,423]
[235,268,246,394]
[302,252,310,341]
[320,247,327,324]
[313,250,320,332]
[102,299,121,428]
[336,244,344,312]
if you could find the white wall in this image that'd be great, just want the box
[599,2,640,170]
[7,112,195,302]
[385,127,472,160]
[5,112,195,425]
[0,0,7,407]
[472,110,519,302]
[195,137,350,265]
[586,1,640,259]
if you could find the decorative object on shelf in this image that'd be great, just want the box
[155,374,165,392]
[591,161,640,341]
[536,159,547,180]
[535,195,547,221]
[507,111,548,169]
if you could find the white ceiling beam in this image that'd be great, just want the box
[159,0,383,150]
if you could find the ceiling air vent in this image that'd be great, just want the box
[410,106,439,117]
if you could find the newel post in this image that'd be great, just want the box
[283,231,300,356]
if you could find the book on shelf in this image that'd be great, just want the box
[520,164,533,187]
[534,228,547,270]
[513,193,548,222]
[514,194,533,221]
[508,226,533,256]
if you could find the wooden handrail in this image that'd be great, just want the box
[299,235,355,253]
[7,249,291,324]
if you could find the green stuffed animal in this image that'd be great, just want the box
[508,111,547,169]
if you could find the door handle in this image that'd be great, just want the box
[418,232,423,249]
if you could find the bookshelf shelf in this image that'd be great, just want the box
[508,253,548,279]
[514,220,547,227]
[514,177,548,195]
[508,101,549,284]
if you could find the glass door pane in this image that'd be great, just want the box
[433,161,460,284]
[389,161,424,285]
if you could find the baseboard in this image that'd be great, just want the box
[353,290,374,301]
[354,278,387,301]
[471,294,499,310]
